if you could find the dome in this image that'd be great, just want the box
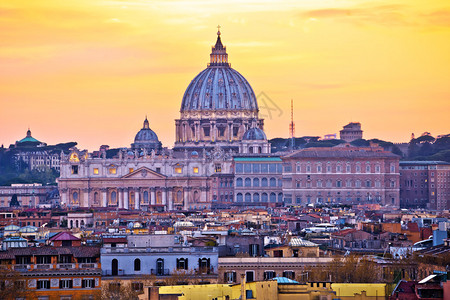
[180,30,258,112]
[132,117,161,151]
[134,118,158,142]
[181,67,258,112]
[242,127,267,140]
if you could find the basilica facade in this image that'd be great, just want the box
[58,30,270,210]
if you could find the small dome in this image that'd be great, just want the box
[134,128,159,143]
[132,117,161,151]
[242,127,267,140]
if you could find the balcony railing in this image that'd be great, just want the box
[57,263,75,269]
[80,263,98,269]
[36,264,52,270]
[14,264,29,271]
[151,269,170,276]
[101,246,218,254]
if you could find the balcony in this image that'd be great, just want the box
[35,264,53,270]
[57,263,75,269]
[80,263,98,269]
[14,264,29,271]
[151,269,170,276]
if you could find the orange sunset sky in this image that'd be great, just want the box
[1,0,449,151]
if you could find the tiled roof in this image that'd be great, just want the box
[0,246,100,260]
[49,232,80,241]
[283,147,399,159]
[289,238,318,247]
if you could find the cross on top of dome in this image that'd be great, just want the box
[209,26,229,67]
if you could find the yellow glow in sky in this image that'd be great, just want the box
[0,0,449,150]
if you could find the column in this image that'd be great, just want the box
[168,188,173,211]
[124,188,129,210]
[102,189,107,207]
[162,188,167,209]
[60,189,68,206]
[118,189,123,209]
[151,188,156,205]
[183,188,189,210]
[82,189,89,207]
[135,188,140,210]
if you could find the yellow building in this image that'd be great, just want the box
[331,283,389,300]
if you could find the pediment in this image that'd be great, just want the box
[122,167,166,179]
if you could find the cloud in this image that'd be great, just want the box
[423,9,450,27]
[299,4,412,27]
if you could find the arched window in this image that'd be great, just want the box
[245,193,251,202]
[134,258,141,271]
[278,193,283,202]
[270,192,276,202]
[112,259,118,276]
[253,178,260,187]
[236,178,243,187]
[244,178,251,187]
[236,193,243,202]
[269,178,276,187]
[156,258,164,276]
[261,178,268,187]
[262,193,268,202]
[253,193,260,202]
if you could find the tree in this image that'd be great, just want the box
[9,194,20,207]
[0,268,28,300]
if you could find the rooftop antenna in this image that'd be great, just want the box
[289,99,295,149]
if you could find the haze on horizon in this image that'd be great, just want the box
[0,0,449,151]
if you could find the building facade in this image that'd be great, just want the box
[340,122,363,142]
[233,156,284,206]
[281,145,400,206]
[0,183,57,208]
[399,161,450,210]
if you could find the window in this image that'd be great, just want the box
[249,244,259,257]
[356,165,361,173]
[93,168,99,175]
[176,258,188,270]
[82,279,95,288]
[261,178,268,187]
[336,165,342,173]
[317,180,322,188]
[356,180,361,188]
[225,271,237,283]
[71,165,79,175]
[366,180,371,188]
[134,258,141,271]
[283,271,295,280]
[193,167,199,174]
[326,165,331,173]
[109,167,116,174]
[236,178,243,187]
[174,167,182,174]
[336,180,342,188]
[264,271,276,280]
[346,165,351,173]
[60,279,73,289]
[306,165,311,172]
[36,256,51,264]
[269,178,277,187]
[375,165,381,173]
[317,165,322,173]
[215,164,222,173]
[246,271,254,282]
[390,164,395,173]
[131,282,143,292]
[366,165,371,173]
[253,178,260,187]
[37,280,50,289]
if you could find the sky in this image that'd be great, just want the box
[0,0,449,150]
